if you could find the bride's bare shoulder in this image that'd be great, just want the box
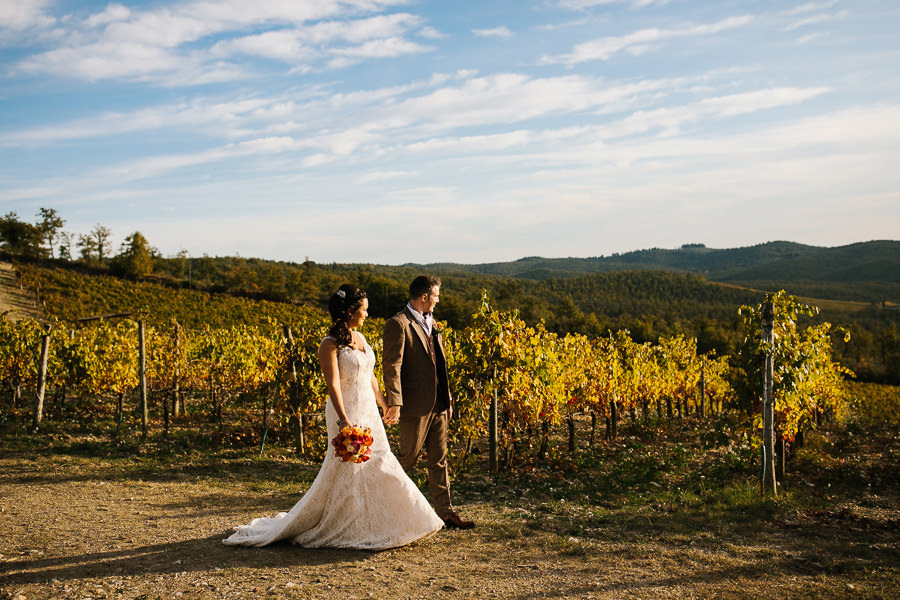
[319,336,338,354]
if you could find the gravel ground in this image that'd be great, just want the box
[2,438,898,600]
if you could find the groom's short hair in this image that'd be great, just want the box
[410,275,441,300]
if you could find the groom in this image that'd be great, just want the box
[382,275,474,530]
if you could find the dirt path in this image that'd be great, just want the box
[0,262,45,322]
[1,444,897,600]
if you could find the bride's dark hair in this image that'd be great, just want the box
[328,284,367,347]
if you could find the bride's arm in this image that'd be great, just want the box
[318,338,350,427]
[371,374,387,411]
[356,332,388,411]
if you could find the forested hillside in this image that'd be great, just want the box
[418,240,815,278]
[416,240,900,303]
[14,259,755,340]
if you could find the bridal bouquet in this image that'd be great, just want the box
[331,425,374,463]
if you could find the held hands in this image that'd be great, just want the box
[380,405,450,425]
[382,405,400,426]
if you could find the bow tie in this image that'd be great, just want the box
[422,312,432,317]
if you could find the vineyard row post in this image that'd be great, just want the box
[283,325,305,455]
[139,320,148,440]
[489,384,498,473]
[761,301,777,497]
[173,322,183,417]
[698,358,706,418]
[162,324,173,436]
[32,325,51,429]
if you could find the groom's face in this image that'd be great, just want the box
[422,285,440,314]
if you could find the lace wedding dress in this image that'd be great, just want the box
[223,336,444,550]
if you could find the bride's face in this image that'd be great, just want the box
[348,297,369,329]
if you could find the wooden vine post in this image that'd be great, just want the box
[610,394,618,439]
[761,301,777,497]
[283,325,305,455]
[698,357,706,418]
[162,324,175,436]
[33,325,51,429]
[489,369,498,473]
[172,322,182,418]
[607,361,618,440]
[138,319,148,439]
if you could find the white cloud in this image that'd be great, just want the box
[84,4,133,28]
[540,15,753,65]
[784,1,839,16]
[11,0,427,83]
[0,0,55,34]
[406,130,534,155]
[19,41,189,82]
[554,0,670,9]
[472,26,513,38]
[380,73,649,132]
[210,30,318,63]
[357,170,417,183]
[795,32,826,45]
[418,26,447,39]
[102,135,304,182]
[0,183,62,203]
[300,13,424,44]
[0,97,278,146]
[330,36,432,59]
[785,10,848,31]
[611,87,830,138]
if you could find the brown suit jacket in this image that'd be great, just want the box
[382,307,452,417]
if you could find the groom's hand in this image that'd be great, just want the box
[383,405,400,426]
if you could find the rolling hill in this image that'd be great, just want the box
[413,240,900,303]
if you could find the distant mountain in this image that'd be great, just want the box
[411,240,900,303]
[716,241,900,283]
[411,241,817,278]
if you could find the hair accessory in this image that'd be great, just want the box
[336,289,346,299]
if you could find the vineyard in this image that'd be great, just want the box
[1,273,875,475]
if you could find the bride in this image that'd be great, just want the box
[223,284,444,550]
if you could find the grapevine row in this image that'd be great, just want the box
[0,290,851,464]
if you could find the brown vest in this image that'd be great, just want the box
[429,328,450,412]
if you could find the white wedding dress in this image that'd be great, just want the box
[223,337,444,550]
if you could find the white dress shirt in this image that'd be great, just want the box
[406,303,432,337]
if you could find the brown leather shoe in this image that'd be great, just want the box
[442,511,475,530]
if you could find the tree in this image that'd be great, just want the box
[78,223,113,263]
[113,231,156,279]
[37,208,65,258]
[0,212,43,257]
[57,232,75,261]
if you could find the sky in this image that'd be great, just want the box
[1,0,898,265]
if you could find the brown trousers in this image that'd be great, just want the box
[397,410,451,518]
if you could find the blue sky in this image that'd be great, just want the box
[1,0,898,265]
